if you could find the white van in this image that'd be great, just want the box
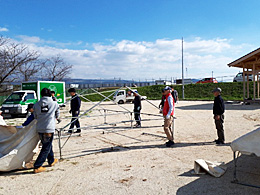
[233,72,253,82]
[113,90,147,104]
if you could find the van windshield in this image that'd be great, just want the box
[5,92,25,102]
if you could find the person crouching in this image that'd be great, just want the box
[162,86,175,147]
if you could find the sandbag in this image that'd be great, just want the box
[194,159,227,178]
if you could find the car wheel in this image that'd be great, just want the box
[118,100,124,104]
[233,80,237,82]
[11,114,17,118]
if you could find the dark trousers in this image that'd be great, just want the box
[134,111,141,125]
[34,133,54,169]
[70,111,80,130]
[215,115,225,142]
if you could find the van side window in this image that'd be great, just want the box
[117,91,124,96]
[25,93,35,100]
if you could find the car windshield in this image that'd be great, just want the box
[5,92,25,102]
[117,91,125,96]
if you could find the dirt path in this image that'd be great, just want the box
[1,101,260,194]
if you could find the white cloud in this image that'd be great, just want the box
[17,35,41,43]
[0,27,9,32]
[11,36,255,80]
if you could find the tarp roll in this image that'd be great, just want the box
[0,121,39,171]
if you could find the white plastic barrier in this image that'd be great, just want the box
[231,127,260,156]
[0,120,39,171]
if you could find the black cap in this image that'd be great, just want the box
[41,88,51,97]
[26,103,34,111]
[68,88,76,93]
[212,88,222,93]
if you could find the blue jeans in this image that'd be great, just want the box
[34,133,54,169]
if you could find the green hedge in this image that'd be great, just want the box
[137,82,252,101]
[69,82,256,102]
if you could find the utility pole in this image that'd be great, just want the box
[212,71,213,79]
[182,37,185,99]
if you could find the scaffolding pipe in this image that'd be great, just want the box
[91,88,131,113]
[57,87,124,155]
[125,86,160,110]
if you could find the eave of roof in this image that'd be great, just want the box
[228,47,260,68]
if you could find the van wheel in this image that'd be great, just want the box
[11,114,17,118]
[233,80,237,82]
[118,100,124,104]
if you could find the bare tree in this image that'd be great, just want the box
[43,55,73,81]
[0,37,39,87]
[16,59,46,82]
[0,36,8,47]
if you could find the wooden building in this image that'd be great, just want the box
[228,47,260,103]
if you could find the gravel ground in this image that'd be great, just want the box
[1,100,260,195]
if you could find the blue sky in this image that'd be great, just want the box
[0,0,260,80]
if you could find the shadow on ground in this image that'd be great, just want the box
[58,138,230,160]
[177,154,260,195]
[177,103,260,111]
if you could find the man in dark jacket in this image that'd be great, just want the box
[68,88,81,133]
[213,88,225,144]
[133,90,142,128]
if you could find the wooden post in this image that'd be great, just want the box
[253,64,256,101]
[256,72,260,99]
[243,65,246,102]
[247,68,250,99]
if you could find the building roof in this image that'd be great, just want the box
[228,47,260,69]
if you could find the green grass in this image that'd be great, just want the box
[76,82,255,102]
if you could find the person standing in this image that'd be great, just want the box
[213,88,225,144]
[50,91,57,101]
[22,104,35,126]
[68,88,81,133]
[163,86,175,147]
[159,89,166,113]
[133,90,142,128]
[33,88,59,173]
[171,87,179,104]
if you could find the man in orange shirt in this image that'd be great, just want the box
[162,86,175,147]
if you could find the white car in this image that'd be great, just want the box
[233,72,253,82]
[113,90,147,104]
